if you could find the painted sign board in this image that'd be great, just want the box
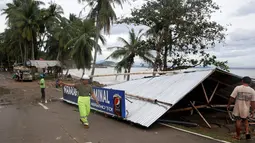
[62,86,126,118]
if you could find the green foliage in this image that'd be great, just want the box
[78,0,127,79]
[107,28,154,80]
[0,0,107,72]
[118,0,229,71]
[66,19,106,70]
[0,0,230,77]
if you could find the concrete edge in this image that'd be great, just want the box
[159,123,232,143]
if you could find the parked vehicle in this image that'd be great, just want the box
[22,71,33,81]
[13,66,33,81]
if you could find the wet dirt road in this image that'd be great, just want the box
[0,101,219,143]
[0,72,219,143]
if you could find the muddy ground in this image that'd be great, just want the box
[0,72,253,143]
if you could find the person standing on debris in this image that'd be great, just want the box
[59,75,99,128]
[227,76,255,140]
[39,74,47,103]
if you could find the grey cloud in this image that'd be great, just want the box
[110,24,149,35]
[208,28,255,60]
[0,3,6,11]
[225,29,255,49]
[234,1,255,16]
[216,48,255,58]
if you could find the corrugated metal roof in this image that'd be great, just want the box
[106,69,215,127]
[29,60,61,68]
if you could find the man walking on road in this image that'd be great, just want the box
[60,75,99,128]
[227,76,255,140]
[39,74,47,103]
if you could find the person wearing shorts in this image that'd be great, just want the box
[227,76,255,140]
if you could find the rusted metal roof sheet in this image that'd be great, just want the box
[106,69,216,127]
[28,60,61,68]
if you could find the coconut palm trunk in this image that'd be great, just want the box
[153,46,161,76]
[19,41,24,64]
[24,42,27,63]
[90,18,100,81]
[127,66,131,81]
[31,37,35,60]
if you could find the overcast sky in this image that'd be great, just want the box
[0,0,255,67]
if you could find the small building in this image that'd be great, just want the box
[25,60,62,78]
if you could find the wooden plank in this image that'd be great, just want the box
[201,83,209,103]
[211,105,234,108]
[126,93,173,106]
[209,82,219,103]
[168,105,207,113]
[169,104,234,113]
[207,78,235,88]
[215,93,229,100]
[190,101,195,115]
[190,101,211,129]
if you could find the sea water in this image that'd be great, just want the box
[65,68,255,85]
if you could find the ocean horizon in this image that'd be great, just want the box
[65,67,255,85]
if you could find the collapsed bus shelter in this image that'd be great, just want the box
[106,68,251,128]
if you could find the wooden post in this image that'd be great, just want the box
[190,101,211,129]
[201,83,209,104]
[190,101,195,115]
[209,82,219,103]
[215,93,229,100]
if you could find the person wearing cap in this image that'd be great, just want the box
[227,76,255,140]
[39,74,47,103]
[59,75,99,128]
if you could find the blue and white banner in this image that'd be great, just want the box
[62,86,126,118]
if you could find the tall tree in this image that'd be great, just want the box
[107,28,154,81]
[78,0,126,80]
[3,0,45,61]
[119,0,228,72]
[66,19,106,71]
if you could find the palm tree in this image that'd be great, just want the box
[66,19,106,72]
[53,17,73,61]
[0,29,23,66]
[2,0,27,63]
[38,3,64,49]
[78,0,127,80]
[107,28,154,81]
[3,0,45,60]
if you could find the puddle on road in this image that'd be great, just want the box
[0,87,12,106]
[0,87,10,96]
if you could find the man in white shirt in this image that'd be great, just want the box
[227,76,255,140]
